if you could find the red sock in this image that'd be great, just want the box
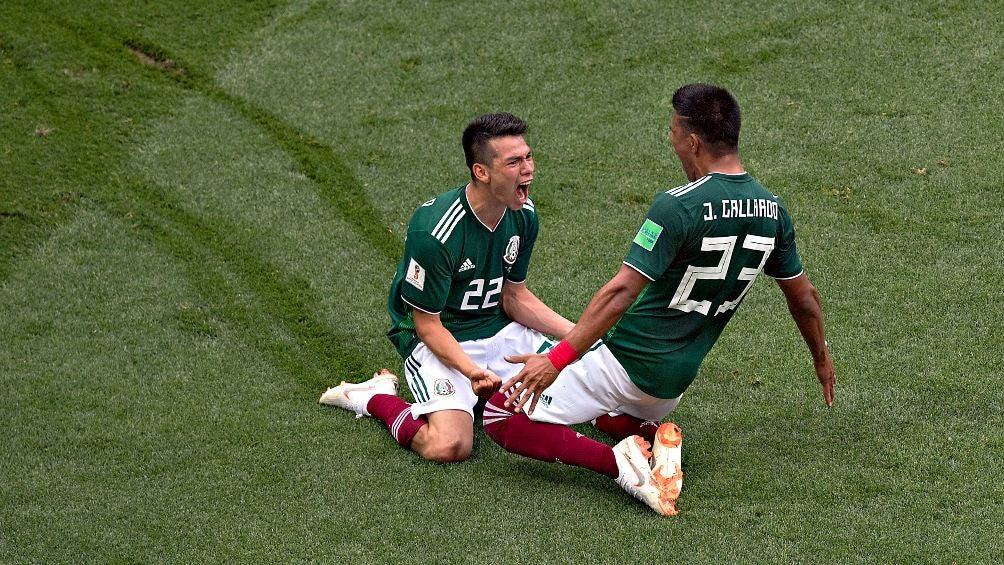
[593,413,659,443]
[482,393,618,479]
[367,394,427,448]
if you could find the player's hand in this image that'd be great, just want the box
[501,353,560,415]
[468,368,502,398]
[815,354,835,407]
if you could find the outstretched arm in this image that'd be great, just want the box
[413,309,500,397]
[502,265,649,413]
[500,281,575,338]
[556,265,649,353]
[776,273,835,407]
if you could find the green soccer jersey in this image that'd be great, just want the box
[387,185,539,358]
[606,172,804,399]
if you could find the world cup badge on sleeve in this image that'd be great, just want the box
[405,258,426,291]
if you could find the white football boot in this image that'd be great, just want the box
[613,435,677,516]
[318,369,399,418]
[651,422,683,502]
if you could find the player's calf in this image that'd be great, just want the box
[482,392,621,477]
[592,413,659,443]
[320,369,433,452]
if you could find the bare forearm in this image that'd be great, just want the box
[500,284,631,414]
[503,286,574,338]
[562,280,635,353]
[777,274,836,406]
[415,319,480,378]
[786,286,828,363]
[500,266,648,413]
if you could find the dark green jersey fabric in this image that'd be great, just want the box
[387,185,539,358]
[606,173,803,398]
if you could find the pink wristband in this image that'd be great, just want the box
[546,339,578,372]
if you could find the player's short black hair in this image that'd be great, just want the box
[462,112,528,177]
[672,84,741,155]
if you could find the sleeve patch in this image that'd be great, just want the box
[405,258,426,291]
[633,219,663,252]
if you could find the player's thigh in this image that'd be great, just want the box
[524,345,629,426]
[403,344,481,419]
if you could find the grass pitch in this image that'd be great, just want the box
[2,1,1002,562]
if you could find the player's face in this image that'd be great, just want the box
[485,135,534,210]
[669,112,699,181]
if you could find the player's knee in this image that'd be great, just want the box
[423,436,472,463]
[414,424,472,462]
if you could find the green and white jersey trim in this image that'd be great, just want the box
[623,261,656,281]
[387,185,540,358]
[666,174,713,197]
[401,295,440,315]
[431,198,466,243]
[768,269,805,280]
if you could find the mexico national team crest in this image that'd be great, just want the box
[503,235,520,265]
[434,379,455,396]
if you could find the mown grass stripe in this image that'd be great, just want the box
[34,18,389,387]
[49,18,400,264]
[99,179,378,388]
[118,37,401,263]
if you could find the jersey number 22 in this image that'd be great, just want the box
[460,277,504,310]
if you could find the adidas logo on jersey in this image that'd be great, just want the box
[458,258,475,272]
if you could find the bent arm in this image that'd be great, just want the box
[777,273,835,406]
[413,309,481,377]
[500,264,649,413]
[501,281,575,338]
[413,309,499,395]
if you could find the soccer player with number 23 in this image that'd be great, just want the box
[485,84,836,516]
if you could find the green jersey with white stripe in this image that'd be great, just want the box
[387,185,539,358]
[606,172,804,399]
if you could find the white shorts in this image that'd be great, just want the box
[521,344,681,425]
[403,322,550,420]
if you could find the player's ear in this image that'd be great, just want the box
[688,133,700,154]
[472,162,490,183]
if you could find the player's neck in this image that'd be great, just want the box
[697,153,745,176]
[465,183,505,231]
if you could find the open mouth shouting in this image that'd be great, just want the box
[516,180,532,206]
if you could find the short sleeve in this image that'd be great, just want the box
[623,194,688,280]
[506,209,539,283]
[399,231,454,313]
[763,200,804,279]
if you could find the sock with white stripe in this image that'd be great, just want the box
[366,395,428,448]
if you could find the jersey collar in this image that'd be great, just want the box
[707,171,752,182]
[462,184,507,232]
